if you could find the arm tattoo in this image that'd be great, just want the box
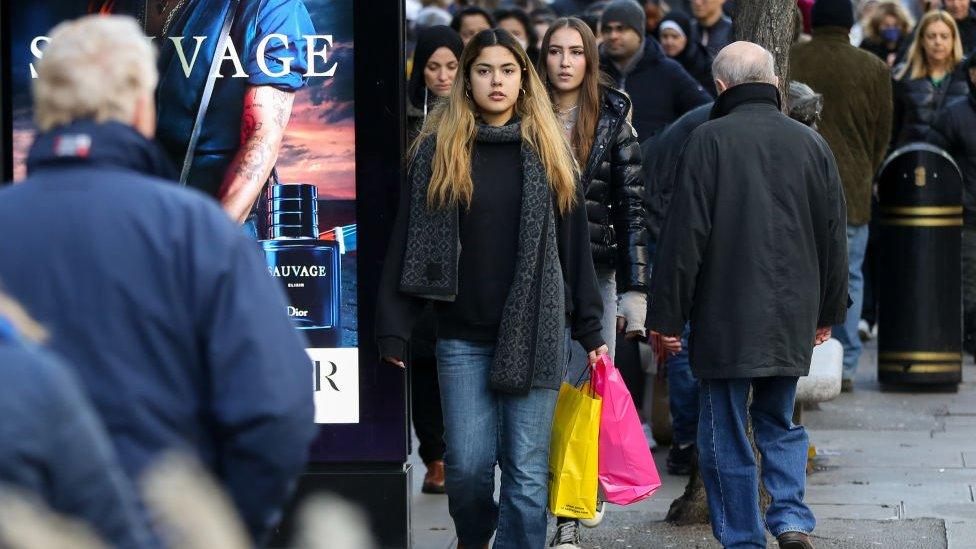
[235,134,272,184]
[269,88,292,129]
[220,86,295,217]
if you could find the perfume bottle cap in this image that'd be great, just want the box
[259,183,319,239]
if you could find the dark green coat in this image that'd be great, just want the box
[791,26,893,226]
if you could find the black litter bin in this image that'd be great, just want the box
[877,143,963,386]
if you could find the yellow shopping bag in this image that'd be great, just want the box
[548,381,602,519]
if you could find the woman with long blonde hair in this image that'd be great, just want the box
[892,10,968,146]
[377,28,608,548]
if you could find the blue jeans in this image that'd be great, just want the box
[667,325,697,446]
[834,224,868,380]
[436,339,561,548]
[698,377,815,548]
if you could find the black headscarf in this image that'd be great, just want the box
[657,11,717,96]
[409,26,464,111]
[657,10,694,51]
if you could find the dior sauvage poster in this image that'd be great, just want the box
[10,0,359,424]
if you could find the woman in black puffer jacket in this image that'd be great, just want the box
[540,17,649,359]
[538,17,650,542]
[891,10,969,148]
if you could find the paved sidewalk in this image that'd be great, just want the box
[409,340,976,548]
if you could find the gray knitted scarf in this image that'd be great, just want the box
[400,121,566,394]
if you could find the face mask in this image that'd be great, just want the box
[881,27,901,42]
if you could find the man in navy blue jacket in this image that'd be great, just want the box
[0,16,315,544]
[600,0,712,141]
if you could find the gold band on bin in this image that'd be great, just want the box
[878,351,962,361]
[879,206,963,216]
[878,363,961,374]
[879,217,963,227]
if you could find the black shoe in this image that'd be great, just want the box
[666,443,695,475]
[841,379,853,393]
[549,518,580,548]
[777,531,814,549]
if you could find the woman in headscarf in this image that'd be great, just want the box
[656,11,717,97]
[407,26,465,141]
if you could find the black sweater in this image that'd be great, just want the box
[435,138,523,341]
[376,128,605,363]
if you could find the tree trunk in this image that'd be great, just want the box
[664,0,798,526]
[732,0,801,108]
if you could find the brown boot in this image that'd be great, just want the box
[421,459,446,494]
[777,531,814,549]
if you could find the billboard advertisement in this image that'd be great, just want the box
[6,1,406,464]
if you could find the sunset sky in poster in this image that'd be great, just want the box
[277,0,356,200]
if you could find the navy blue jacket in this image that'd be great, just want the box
[601,39,712,142]
[0,327,154,549]
[0,120,316,543]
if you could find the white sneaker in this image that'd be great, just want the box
[549,519,581,548]
[642,422,658,450]
[579,501,606,528]
[858,319,872,342]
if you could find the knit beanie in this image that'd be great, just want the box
[409,25,464,110]
[811,0,854,30]
[601,0,646,37]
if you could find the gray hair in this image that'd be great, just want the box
[787,81,823,127]
[712,42,777,88]
[33,15,157,132]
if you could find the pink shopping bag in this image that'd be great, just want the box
[591,355,661,505]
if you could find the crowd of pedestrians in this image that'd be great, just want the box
[400,0,976,548]
[1,0,975,548]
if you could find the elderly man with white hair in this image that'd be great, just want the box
[0,15,316,545]
[648,41,849,549]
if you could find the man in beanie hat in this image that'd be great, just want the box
[928,55,976,355]
[600,0,711,141]
[791,0,892,392]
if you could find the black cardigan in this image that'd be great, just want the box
[376,137,606,364]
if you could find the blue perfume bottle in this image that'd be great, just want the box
[259,184,342,347]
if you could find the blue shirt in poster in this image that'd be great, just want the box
[153,0,316,197]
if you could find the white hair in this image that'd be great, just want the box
[33,15,157,132]
[712,42,777,88]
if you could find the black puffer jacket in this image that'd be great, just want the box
[927,55,976,227]
[892,64,970,148]
[580,87,649,293]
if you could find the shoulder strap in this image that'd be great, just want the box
[179,0,243,186]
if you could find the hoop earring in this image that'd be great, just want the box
[519,88,526,97]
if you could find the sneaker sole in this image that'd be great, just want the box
[580,504,606,528]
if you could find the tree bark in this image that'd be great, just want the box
[732,0,801,108]
[664,0,798,526]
